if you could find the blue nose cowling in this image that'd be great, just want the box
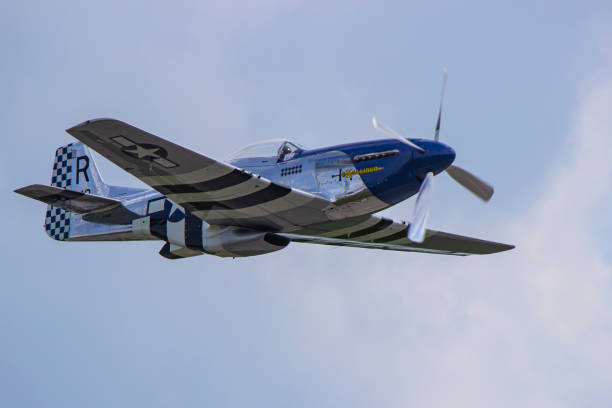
[411,140,456,177]
[435,142,456,173]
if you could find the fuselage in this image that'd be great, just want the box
[230,137,455,216]
[67,137,455,245]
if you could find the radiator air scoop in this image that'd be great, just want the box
[202,226,290,258]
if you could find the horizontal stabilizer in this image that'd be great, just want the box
[15,184,139,225]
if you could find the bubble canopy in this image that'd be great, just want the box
[228,139,307,162]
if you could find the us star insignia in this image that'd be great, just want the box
[110,135,178,168]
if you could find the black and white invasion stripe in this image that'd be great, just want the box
[143,164,330,229]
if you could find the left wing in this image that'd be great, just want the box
[67,119,339,231]
[281,215,514,255]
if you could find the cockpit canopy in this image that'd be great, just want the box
[229,139,306,163]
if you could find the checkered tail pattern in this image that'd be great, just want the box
[45,144,74,241]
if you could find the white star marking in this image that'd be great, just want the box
[125,145,161,159]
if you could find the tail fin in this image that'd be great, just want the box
[45,142,109,240]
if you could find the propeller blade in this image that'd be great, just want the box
[446,165,494,202]
[407,171,434,243]
[372,117,425,153]
[434,68,448,141]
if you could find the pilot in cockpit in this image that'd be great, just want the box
[278,142,299,162]
[279,145,292,161]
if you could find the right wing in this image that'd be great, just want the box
[66,119,340,231]
[281,215,514,255]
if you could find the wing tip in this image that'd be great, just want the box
[14,186,27,195]
[66,118,122,133]
[426,229,515,255]
[479,242,515,254]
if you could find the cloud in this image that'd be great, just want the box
[259,54,612,408]
[520,71,612,339]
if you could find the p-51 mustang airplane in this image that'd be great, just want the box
[15,76,513,259]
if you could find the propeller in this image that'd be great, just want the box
[372,117,425,152]
[446,165,494,202]
[371,69,495,243]
[434,68,447,142]
[407,171,434,242]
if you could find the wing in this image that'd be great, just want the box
[280,215,514,255]
[66,119,337,231]
[14,184,139,225]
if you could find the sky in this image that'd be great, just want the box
[2,0,612,406]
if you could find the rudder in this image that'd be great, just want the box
[44,142,108,240]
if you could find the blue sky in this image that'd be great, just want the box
[2,1,612,407]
